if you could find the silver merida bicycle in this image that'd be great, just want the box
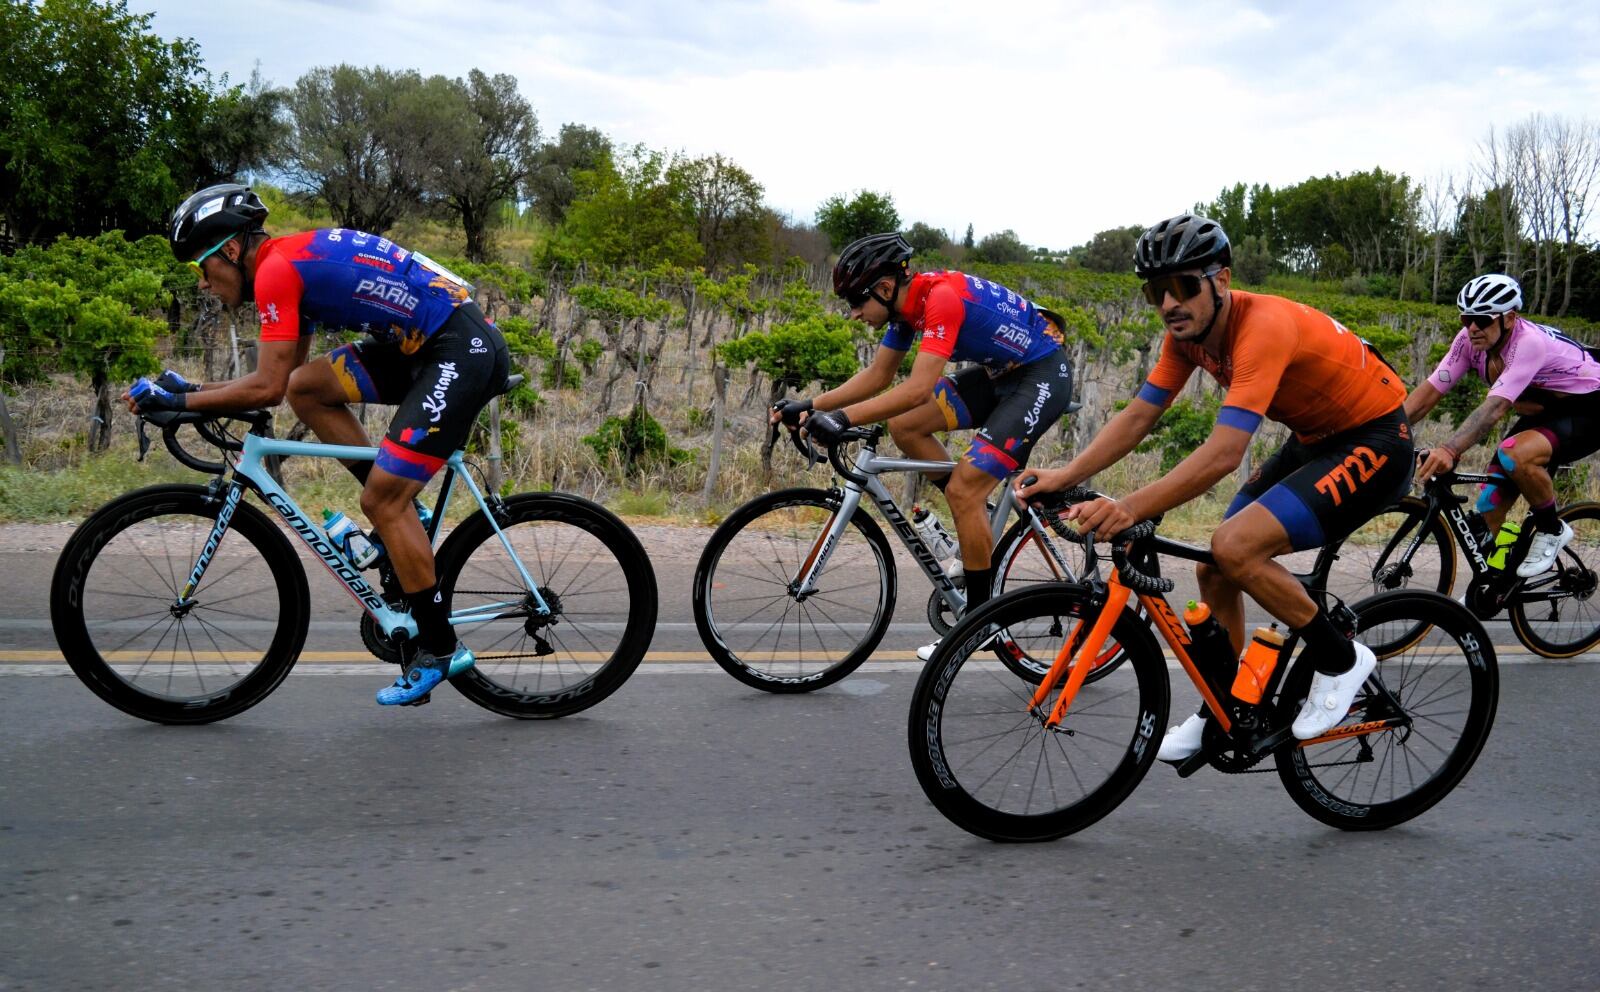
[692,420,1120,692]
[50,376,657,724]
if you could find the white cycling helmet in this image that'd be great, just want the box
[1457,274,1523,316]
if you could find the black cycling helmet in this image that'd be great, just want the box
[169,183,270,261]
[1133,213,1231,278]
[833,232,913,306]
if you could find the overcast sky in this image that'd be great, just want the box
[141,0,1600,248]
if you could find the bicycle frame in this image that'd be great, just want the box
[178,430,548,643]
[1028,533,1404,751]
[791,435,1077,614]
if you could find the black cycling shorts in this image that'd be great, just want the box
[1507,389,1600,468]
[1226,406,1415,552]
[931,351,1075,479]
[326,301,510,482]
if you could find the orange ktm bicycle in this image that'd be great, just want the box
[907,490,1499,842]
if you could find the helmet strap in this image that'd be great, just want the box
[1189,274,1225,345]
[869,273,906,321]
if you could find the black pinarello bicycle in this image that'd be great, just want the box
[692,425,1110,693]
[1316,449,1600,658]
[908,489,1498,842]
[50,379,657,724]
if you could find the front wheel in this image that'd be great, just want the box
[991,516,1128,684]
[1508,501,1600,657]
[693,488,896,693]
[1275,589,1498,830]
[908,583,1169,842]
[435,493,657,718]
[49,484,310,724]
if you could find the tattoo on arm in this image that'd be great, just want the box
[1448,397,1513,455]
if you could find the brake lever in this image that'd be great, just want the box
[136,417,151,462]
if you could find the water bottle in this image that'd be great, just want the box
[1230,623,1286,704]
[912,506,957,561]
[1486,520,1521,570]
[322,509,380,569]
[1183,600,1236,695]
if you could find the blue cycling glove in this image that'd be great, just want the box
[129,377,187,413]
[154,369,201,394]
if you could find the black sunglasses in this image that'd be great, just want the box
[845,284,879,308]
[1462,313,1501,330]
[1141,270,1217,306]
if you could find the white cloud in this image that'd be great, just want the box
[144,0,1600,246]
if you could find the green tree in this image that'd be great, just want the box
[669,153,768,273]
[905,222,951,255]
[187,67,289,188]
[422,70,538,262]
[971,229,1029,265]
[526,124,612,226]
[545,146,701,269]
[815,190,899,251]
[282,65,446,233]
[962,223,975,250]
[1081,226,1142,273]
[0,0,216,239]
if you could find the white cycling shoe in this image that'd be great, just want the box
[1292,642,1377,739]
[916,629,1016,663]
[1516,521,1573,578]
[1157,713,1206,762]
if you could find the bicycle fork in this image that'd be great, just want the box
[174,479,247,608]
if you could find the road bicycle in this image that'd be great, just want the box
[1316,450,1600,657]
[907,488,1499,841]
[50,376,657,724]
[693,423,1112,692]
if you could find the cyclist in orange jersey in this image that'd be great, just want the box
[1020,214,1413,760]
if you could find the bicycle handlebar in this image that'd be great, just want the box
[137,409,272,475]
[1025,485,1174,592]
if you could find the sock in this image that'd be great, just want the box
[1295,608,1355,676]
[1531,499,1561,534]
[929,473,950,493]
[404,583,456,657]
[963,566,994,612]
[346,460,372,485]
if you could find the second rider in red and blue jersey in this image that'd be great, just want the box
[774,233,1074,658]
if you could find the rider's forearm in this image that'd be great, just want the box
[815,367,892,412]
[843,377,929,426]
[1123,434,1245,520]
[1442,396,1512,456]
[180,370,285,412]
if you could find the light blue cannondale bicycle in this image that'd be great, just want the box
[50,376,657,724]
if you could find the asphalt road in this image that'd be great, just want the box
[3,536,1599,991]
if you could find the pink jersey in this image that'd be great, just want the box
[1426,317,1600,401]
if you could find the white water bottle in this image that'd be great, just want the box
[323,509,380,569]
[912,506,957,561]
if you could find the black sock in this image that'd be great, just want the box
[405,583,456,656]
[1531,500,1561,534]
[963,567,994,612]
[929,473,950,493]
[346,460,372,486]
[1295,609,1355,676]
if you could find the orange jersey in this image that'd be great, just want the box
[1137,290,1405,442]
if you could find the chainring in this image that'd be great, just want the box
[1202,719,1271,773]
[926,588,957,636]
[360,610,407,665]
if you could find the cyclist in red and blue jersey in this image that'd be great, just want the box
[774,233,1074,658]
[124,184,509,706]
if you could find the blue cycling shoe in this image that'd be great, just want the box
[376,642,475,706]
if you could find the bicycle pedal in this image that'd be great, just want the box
[400,692,433,707]
[1173,749,1210,778]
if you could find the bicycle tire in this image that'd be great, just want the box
[49,484,310,724]
[991,516,1128,684]
[1508,501,1600,657]
[436,492,657,719]
[1275,589,1497,830]
[1313,497,1455,655]
[693,487,895,693]
[908,583,1169,842]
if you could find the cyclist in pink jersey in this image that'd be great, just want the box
[771,233,1074,658]
[1405,273,1600,576]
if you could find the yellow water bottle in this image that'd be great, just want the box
[1230,623,1285,704]
[1487,520,1521,570]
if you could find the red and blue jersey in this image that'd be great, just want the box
[252,229,473,353]
[879,271,1060,371]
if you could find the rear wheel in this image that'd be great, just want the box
[908,583,1168,842]
[1313,498,1455,655]
[436,493,656,718]
[1276,589,1498,830]
[50,484,309,724]
[1508,501,1600,657]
